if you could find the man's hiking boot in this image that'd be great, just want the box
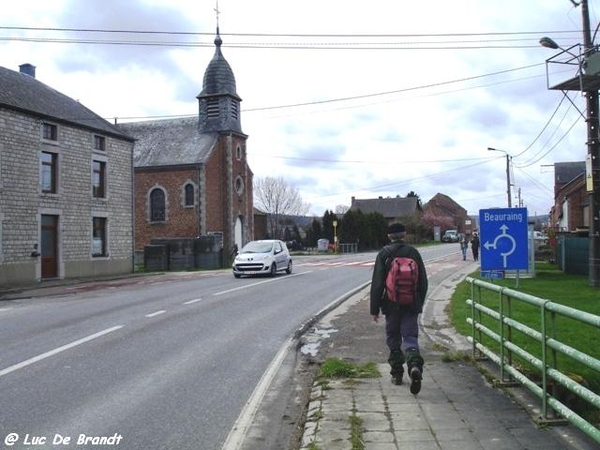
[409,366,422,395]
[391,371,403,385]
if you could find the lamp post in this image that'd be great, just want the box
[487,147,512,208]
[540,0,600,287]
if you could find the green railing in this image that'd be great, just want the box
[465,277,600,444]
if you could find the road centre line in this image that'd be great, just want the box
[145,310,166,318]
[0,325,123,378]
[183,298,203,305]
[213,271,311,296]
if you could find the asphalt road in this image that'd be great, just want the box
[0,244,459,450]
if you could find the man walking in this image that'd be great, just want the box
[370,223,428,394]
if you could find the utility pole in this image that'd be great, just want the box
[581,0,600,287]
[541,0,600,287]
[487,147,512,208]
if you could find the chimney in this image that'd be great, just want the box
[19,63,36,78]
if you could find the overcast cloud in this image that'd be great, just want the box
[2,0,596,218]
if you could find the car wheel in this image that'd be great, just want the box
[234,273,241,278]
[285,260,292,274]
[270,264,277,277]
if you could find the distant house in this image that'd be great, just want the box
[423,193,472,235]
[550,162,587,232]
[349,195,419,223]
[0,64,135,285]
[119,30,254,258]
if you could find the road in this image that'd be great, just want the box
[0,244,459,450]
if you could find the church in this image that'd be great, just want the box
[120,29,253,259]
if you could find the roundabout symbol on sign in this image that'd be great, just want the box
[483,224,516,268]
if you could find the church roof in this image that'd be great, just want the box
[198,31,240,100]
[0,65,130,139]
[119,117,218,168]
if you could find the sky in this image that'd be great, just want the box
[2,0,597,219]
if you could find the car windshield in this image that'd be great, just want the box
[240,241,274,254]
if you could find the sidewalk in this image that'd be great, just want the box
[297,259,598,450]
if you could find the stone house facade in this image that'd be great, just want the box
[119,30,253,258]
[0,64,135,285]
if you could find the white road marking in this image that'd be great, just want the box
[183,298,203,305]
[0,307,13,313]
[213,272,310,296]
[145,310,166,318]
[0,326,123,378]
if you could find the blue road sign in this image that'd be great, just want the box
[479,208,529,271]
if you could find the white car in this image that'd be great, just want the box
[232,239,293,278]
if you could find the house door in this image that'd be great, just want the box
[41,214,58,279]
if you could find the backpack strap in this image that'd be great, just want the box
[384,242,406,268]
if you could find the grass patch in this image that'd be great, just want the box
[348,414,365,450]
[317,358,380,379]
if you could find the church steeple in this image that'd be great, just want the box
[197,28,243,134]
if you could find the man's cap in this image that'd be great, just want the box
[387,223,405,234]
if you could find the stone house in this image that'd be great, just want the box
[0,64,135,285]
[120,30,253,258]
[550,161,587,232]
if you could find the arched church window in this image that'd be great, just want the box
[150,188,166,222]
[184,183,195,207]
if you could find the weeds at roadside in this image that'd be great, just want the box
[317,358,380,380]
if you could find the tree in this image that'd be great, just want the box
[254,176,311,239]
[335,204,349,214]
[406,191,423,211]
[306,218,323,247]
[322,210,338,243]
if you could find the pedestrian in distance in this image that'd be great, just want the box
[471,232,480,262]
[370,222,429,394]
[459,234,468,261]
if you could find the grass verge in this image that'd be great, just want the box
[448,261,599,424]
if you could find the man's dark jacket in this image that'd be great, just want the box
[370,241,428,316]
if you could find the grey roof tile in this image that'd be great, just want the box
[119,117,218,167]
[0,65,130,139]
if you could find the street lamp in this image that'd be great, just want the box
[487,147,512,208]
[540,0,600,288]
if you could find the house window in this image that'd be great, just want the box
[41,151,58,193]
[150,188,166,222]
[92,160,106,198]
[42,122,57,141]
[236,145,242,161]
[184,183,194,207]
[92,217,107,257]
[94,135,106,151]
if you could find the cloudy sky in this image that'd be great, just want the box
[2,0,596,218]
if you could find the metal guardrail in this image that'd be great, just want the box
[465,277,600,444]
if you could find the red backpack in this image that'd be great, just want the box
[385,253,419,305]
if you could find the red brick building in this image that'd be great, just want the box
[423,193,472,235]
[120,30,253,257]
[550,162,587,232]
